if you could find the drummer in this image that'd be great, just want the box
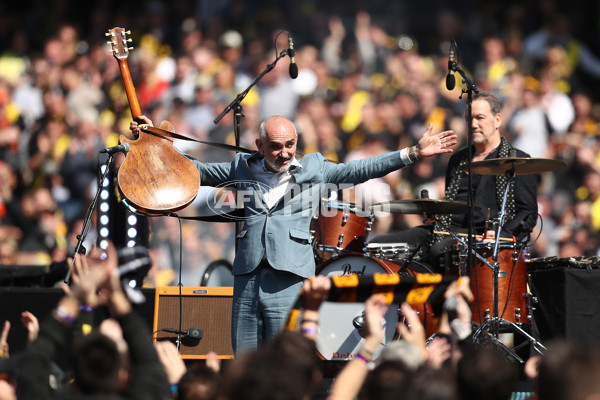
[370,91,539,272]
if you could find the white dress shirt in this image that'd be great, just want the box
[249,157,303,209]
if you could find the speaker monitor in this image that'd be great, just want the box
[153,286,233,359]
[529,266,600,341]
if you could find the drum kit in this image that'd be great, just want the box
[310,156,566,362]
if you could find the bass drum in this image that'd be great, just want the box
[316,254,399,361]
[315,254,436,360]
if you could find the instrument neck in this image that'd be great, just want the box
[117,58,142,120]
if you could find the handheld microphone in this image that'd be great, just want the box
[100,142,130,155]
[288,34,298,79]
[162,328,203,340]
[445,40,456,91]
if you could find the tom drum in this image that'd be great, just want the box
[311,201,373,261]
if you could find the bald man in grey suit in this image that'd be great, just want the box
[132,115,457,353]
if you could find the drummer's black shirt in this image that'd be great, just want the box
[448,144,539,241]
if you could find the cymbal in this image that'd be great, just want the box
[462,157,567,175]
[371,199,479,215]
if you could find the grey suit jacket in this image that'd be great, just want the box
[192,151,409,278]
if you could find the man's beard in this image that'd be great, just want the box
[265,155,294,172]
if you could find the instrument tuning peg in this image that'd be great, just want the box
[126,30,131,34]
[127,38,132,42]
[107,41,112,45]
[128,47,134,51]
[105,32,111,37]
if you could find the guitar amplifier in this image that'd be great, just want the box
[153,286,234,359]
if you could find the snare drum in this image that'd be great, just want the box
[311,201,373,260]
[366,242,418,261]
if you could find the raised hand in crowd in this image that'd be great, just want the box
[362,294,388,351]
[425,334,453,369]
[397,302,428,360]
[426,276,475,370]
[98,317,128,355]
[155,340,187,391]
[21,311,39,345]
[326,294,388,400]
[438,276,474,339]
[0,320,9,359]
[205,351,221,374]
[14,241,170,400]
[59,244,118,308]
[299,275,331,341]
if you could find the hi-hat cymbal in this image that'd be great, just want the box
[461,157,567,175]
[371,199,479,215]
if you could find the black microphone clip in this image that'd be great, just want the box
[100,142,130,155]
[446,40,456,91]
[287,34,298,79]
[162,328,203,340]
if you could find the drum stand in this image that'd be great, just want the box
[437,167,546,363]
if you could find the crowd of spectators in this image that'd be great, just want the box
[3,252,600,400]
[1,0,600,287]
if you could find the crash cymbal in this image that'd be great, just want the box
[461,157,567,175]
[371,199,479,215]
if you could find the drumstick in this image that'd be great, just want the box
[483,208,490,232]
[482,208,490,240]
[433,231,514,242]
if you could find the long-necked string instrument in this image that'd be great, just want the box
[107,27,201,214]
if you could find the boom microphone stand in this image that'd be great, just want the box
[64,153,116,283]
[448,40,479,278]
[213,30,292,252]
[447,43,546,361]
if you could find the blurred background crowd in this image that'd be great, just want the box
[1,0,600,287]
